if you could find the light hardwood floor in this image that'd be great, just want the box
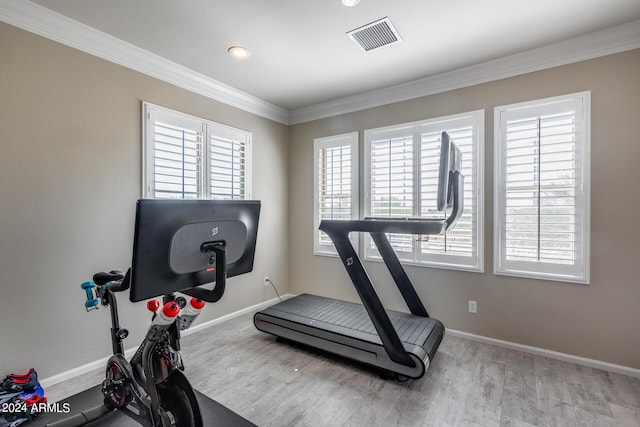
[46,311,640,426]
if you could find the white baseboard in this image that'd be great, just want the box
[40,294,639,388]
[39,295,293,389]
[39,347,138,389]
[446,329,640,379]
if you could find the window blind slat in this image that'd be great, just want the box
[210,134,247,199]
[501,103,581,269]
[364,113,482,270]
[146,104,250,201]
[317,142,354,248]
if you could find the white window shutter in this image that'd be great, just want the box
[369,135,414,253]
[314,132,359,255]
[210,134,247,200]
[495,92,590,283]
[364,111,484,271]
[150,120,203,199]
[143,102,251,201]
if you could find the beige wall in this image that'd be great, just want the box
[289,49,640,369]
[1,18,639,380]
[0,23,289,377]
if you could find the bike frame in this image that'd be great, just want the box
[92,272,194,426]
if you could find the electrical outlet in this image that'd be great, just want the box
[468,300,477,314]
[264,276,270,286]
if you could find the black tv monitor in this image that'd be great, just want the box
[437,131,463,212]
[129,199,261,302]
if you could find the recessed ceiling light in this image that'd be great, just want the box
[342,0,360,6]
[228,46,251,59]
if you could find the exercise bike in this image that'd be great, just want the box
[45,199,261,427]
[47,243,228,426]
[47,266,218,427]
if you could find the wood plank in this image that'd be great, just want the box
[44,311,640,426]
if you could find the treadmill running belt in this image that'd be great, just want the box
[255,294,444,378]
[261,294,437,347]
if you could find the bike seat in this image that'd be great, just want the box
[93,271,125,286]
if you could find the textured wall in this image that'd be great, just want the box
[0,22,289,377]
[288,49,640,369]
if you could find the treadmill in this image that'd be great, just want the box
[255,131,464,379]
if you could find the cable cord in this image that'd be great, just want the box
[266,278,282,302]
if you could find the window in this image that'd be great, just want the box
[314,132,359,256]
[494,92,590,283]
[142,102,251,199]
[364,111,484,272]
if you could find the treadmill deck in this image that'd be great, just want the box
[255,294,444,378]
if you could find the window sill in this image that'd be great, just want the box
[493,268,589,285]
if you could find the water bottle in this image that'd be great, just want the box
[178,298,206,330]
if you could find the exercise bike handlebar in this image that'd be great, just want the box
[182,243,227,303]
[93,270,130,292]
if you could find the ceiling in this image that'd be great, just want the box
[20,0,640,112]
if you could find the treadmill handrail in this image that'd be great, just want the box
[321,170,463,237]
[315,133,464,371]
[321,218,448,235]
[318,170,464,315]
[318,225,417,368]
[369,231,429,317]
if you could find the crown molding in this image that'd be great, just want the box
[0,0,290,124]
[2,1,639,126]
[289,20,640,124]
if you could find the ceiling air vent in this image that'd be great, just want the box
[347,17,402,52]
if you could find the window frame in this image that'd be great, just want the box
[493,92,591,284]
[313,132,359,256]
[363,110,485,272]
[142,102,252,200]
